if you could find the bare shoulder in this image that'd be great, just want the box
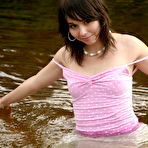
[112,33,148,59]
[111,33,148,74]
[122,34,146,46]
[53,46,71,66]
[120,34,148,58]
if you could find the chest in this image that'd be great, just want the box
[67,51,130,76]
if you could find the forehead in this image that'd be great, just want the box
[66,17,77,23]
[66,16,83,24]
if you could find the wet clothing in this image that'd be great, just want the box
[53,56,148,138]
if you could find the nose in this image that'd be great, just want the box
[79,26,87,36]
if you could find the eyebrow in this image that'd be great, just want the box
[68,22,75,24]
[67,18,80,24]
[67,22,77,26]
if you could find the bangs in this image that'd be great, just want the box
[62,0,99,22]
[66,10,84,22]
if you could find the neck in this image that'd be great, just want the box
[84,39,104,52]
[85,45,104,53]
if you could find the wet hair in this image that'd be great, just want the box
[58,0,115,65]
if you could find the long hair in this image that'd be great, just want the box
[58,0,115,65]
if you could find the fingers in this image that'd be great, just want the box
[0,105,11,111]
[0,103,5,109]
[0,104,11,114]
[0,102,11,112]
[0,100,12,120]
[0,99,10,109]
[0,104,10,109]
[0,106,12,120]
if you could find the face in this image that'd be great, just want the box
[67,17,101,45]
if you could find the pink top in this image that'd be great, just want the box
[52,56,148,137]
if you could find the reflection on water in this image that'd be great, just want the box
[0,0,147,147]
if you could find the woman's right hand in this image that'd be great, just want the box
[0,98,9,108]
[0,99,12,119]
[0,103,9,109]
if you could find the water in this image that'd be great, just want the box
[0,0,148,147]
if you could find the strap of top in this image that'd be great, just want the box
[52,57,148,74]
[126,56,148,74]
[127,56,148,66]
[52,58,64,69]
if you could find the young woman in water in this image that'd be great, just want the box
[0,0,148,147]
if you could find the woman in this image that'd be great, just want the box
[0,0,148,147]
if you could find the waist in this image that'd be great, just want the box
[76,122,141,138]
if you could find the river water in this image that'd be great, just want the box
[0,0,148,148]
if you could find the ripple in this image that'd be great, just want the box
[2,48,16,53]
[133,86,148,97]
[0,71,24,81]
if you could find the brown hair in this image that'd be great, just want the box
[58,0,115,65]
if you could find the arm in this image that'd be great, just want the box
[0,50,64,108]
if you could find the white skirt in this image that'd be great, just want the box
[52,123,148,148]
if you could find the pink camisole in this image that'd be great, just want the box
[52,56,148,137]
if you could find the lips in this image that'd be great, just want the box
[81,36,92,41]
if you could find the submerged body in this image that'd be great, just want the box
[52,123,148,148]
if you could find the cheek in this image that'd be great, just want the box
[91,22,101,34]
[70,30,78,38]
[94,25,101,34]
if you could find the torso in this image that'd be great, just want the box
[53,32,147,137]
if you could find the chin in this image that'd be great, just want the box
[85,40,97,45]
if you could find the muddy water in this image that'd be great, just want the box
[0,0,147,147]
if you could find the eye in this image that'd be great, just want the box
[84,19,91,24]
[69,24,78,29]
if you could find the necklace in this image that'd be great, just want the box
[83,47,105,56]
